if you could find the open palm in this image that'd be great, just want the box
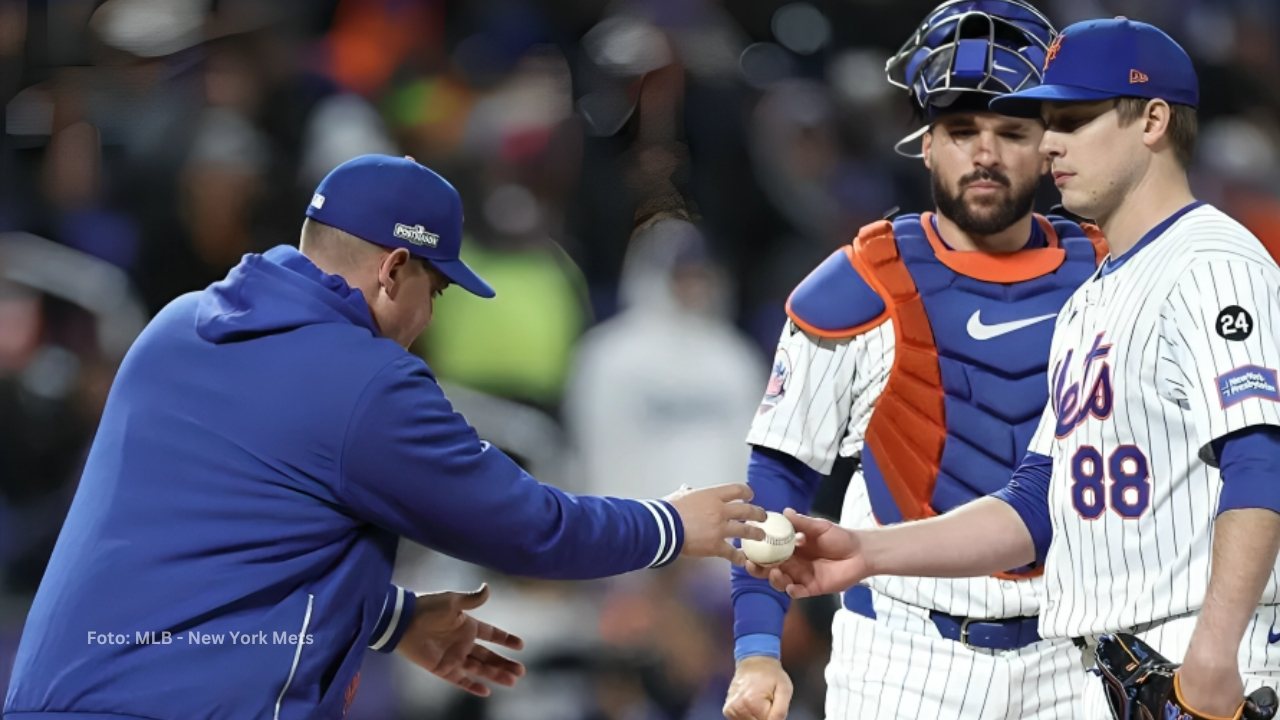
[396,584,525,697]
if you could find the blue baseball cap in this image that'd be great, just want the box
[989,17,1198,118]
[305,154,495,298]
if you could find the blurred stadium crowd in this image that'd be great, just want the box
[1,0,1278,717]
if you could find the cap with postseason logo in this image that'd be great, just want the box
[305,154,495,298]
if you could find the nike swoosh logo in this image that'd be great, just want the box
[1269,622,1280,644]
[966,310,1058,341]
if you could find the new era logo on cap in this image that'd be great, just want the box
[1129,69,1149,84]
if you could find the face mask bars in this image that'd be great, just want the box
[884,0,1055,158]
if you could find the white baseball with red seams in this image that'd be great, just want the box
[741,511,796,565]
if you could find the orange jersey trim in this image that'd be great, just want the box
[856,222,945,521]
[920,212,1068,282]
[1082,222,1109,264]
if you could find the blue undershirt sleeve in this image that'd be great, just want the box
[1212,426,1280,516]
[731,446,823,661]
[991,452,1053,567]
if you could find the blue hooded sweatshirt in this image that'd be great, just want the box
[4,246,682,720]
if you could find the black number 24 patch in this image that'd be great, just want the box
[1216,305,1254,341]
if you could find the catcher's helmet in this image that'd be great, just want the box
[886,0,1055,152]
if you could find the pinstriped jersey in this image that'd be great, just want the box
[750,213,1100,619]
[748,320,1044,618]
[1030,203,1280,638]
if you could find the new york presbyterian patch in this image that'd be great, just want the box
[1217,365,1280,408]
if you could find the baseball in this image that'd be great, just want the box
[742,511,796,566]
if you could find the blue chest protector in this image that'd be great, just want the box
[789,213,1102,572]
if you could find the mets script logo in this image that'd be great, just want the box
[1043,34,1063,72]
[1052,332,1113,438]
[393,223,440,247]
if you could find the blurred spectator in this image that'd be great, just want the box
[41,118,140,270]
[179,107,268,270]
[388,543,609,720]
[565,218,762,500]
[317,0,444,98]
[596,561,734,720]
[0,233,146,595]
[298,92,396,188]
[1196,114,1280,259]
[415,230,590,413]
[417,49,591,413]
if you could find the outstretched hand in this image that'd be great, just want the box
[396,584,525,697]
[666,483,767,564]
[744,509,868,598]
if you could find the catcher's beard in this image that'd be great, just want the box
[931,167,1038,237]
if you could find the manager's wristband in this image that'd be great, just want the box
[734,632,782,663]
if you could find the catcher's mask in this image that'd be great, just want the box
[885,0,1056,157]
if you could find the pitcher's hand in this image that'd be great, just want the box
[746,509,868,598]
